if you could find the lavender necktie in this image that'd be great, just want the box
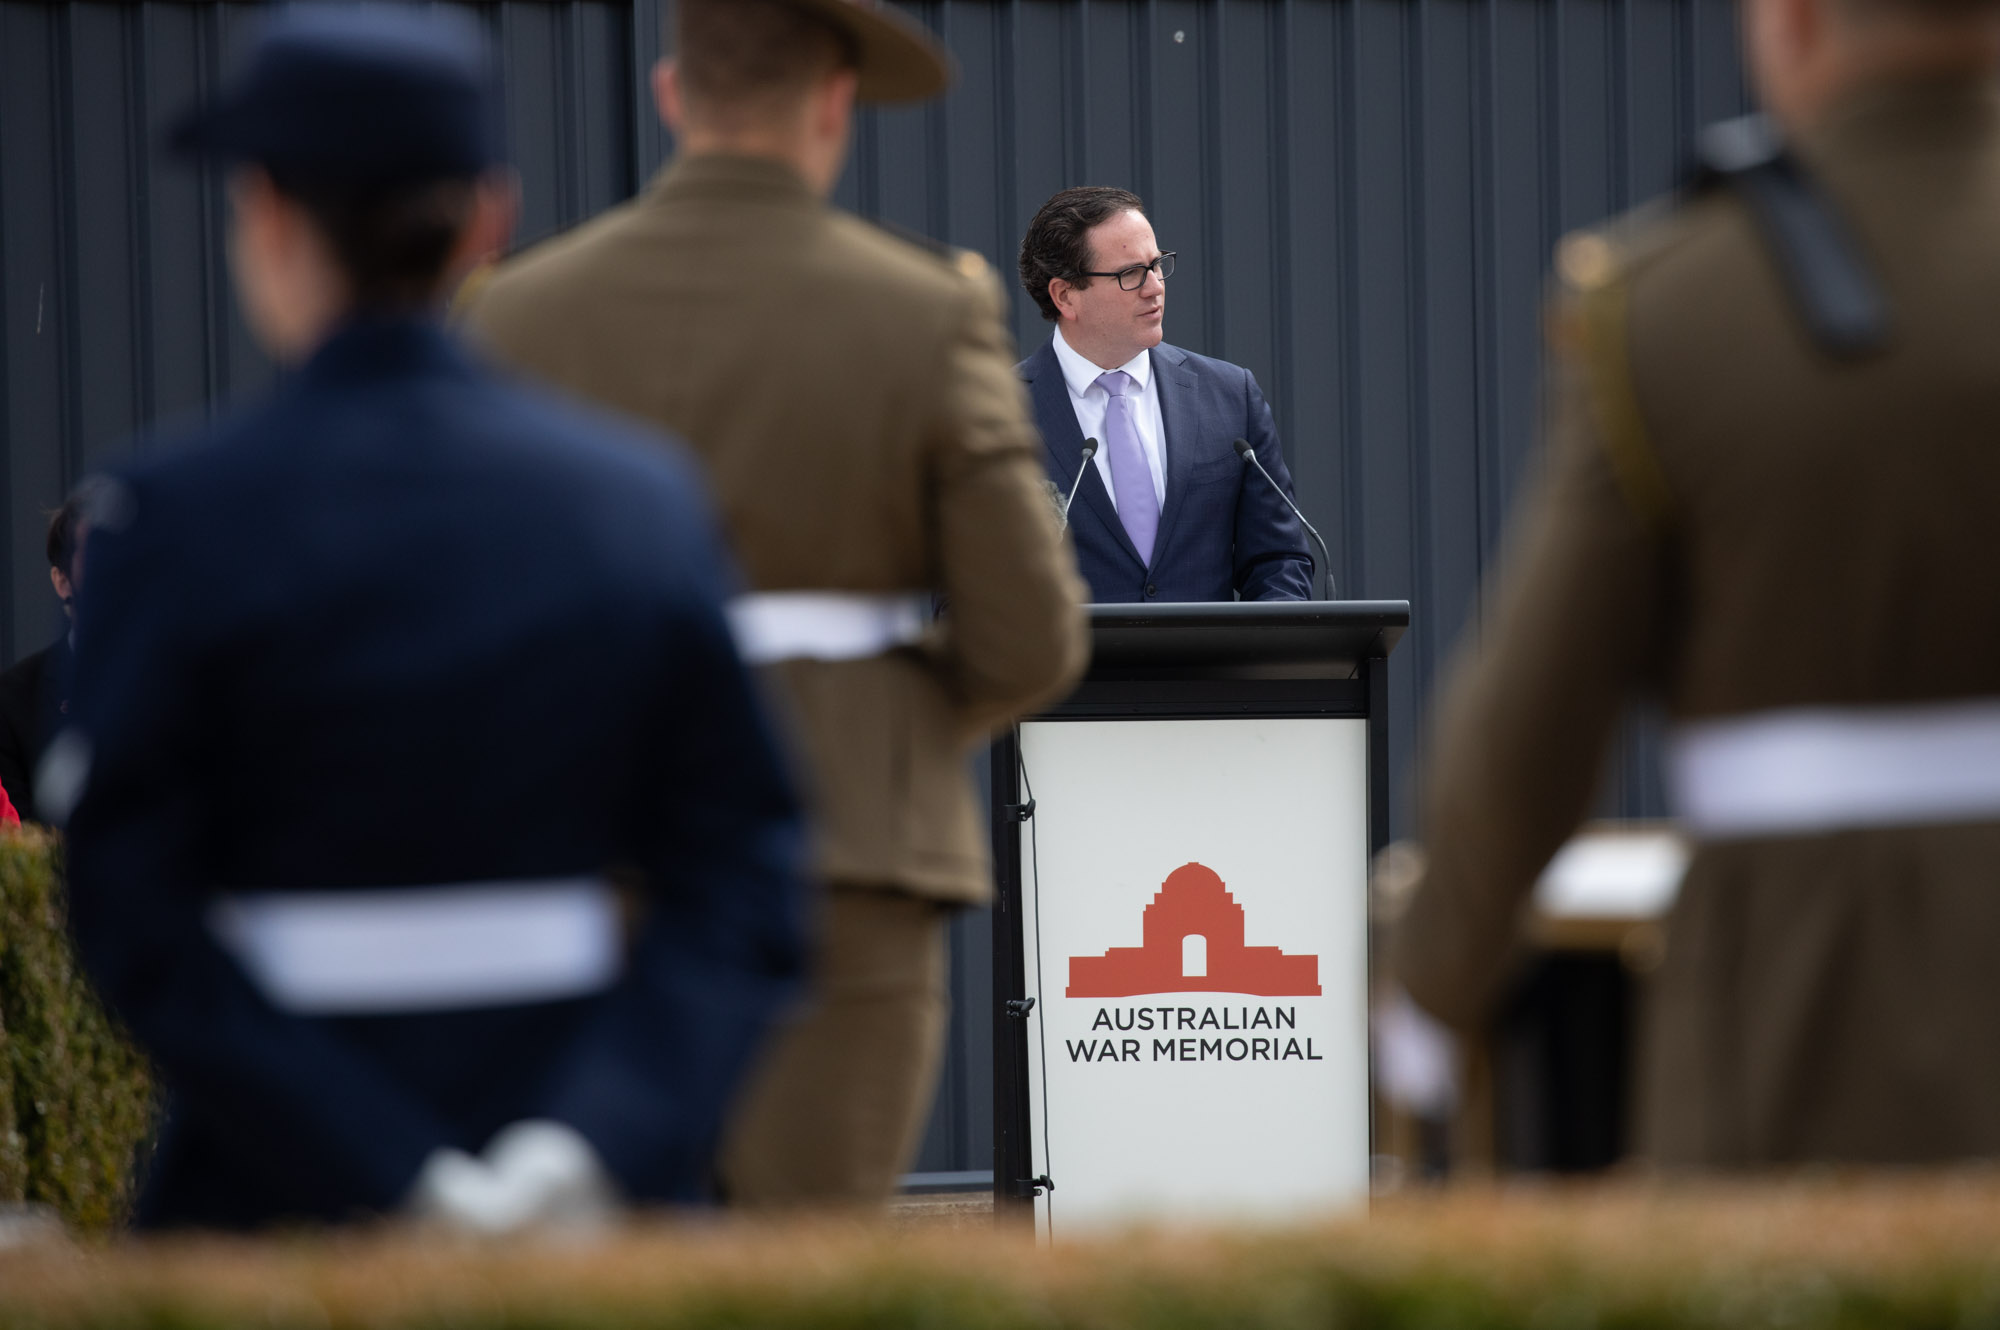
[1095,370,1158,565]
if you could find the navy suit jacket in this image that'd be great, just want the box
[1020,338,1314,602]
[64,317,808,1228]
[0,633,70,818]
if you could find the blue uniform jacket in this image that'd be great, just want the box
[63,317,808,1227]
[1020,338,1314,603]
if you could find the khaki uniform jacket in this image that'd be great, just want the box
[1392,77,2000,1166]
[461,154,1088,905]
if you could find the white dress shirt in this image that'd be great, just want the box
[1051,327,1168,512]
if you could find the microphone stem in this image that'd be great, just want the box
[1242,448,1335,601]
[1059,440,1098,531]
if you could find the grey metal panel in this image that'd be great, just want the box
[1413,0,1487,704]
[496,0,634,246]
[3,4,61,664]
[64,5,144,479]
[132,6,222,436]
[0,0,1746,1177]
[1279,0,1344,605]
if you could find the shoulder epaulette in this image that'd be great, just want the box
[445,208,612,321]
[1554,233,1676,529]
[1689,113,1889,359]
[449,261,498,317]
[1556,230,1621,296]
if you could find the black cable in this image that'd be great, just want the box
[1017,736,1056,1240]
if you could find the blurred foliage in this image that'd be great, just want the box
[0,826,152,1231]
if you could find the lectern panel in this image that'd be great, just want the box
[1014,716,1370,1236]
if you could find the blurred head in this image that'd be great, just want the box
[1020,187,1166,371]
[45,493,86,617]
[1744,0,2000,129]
[656,0,859,196]
[168,5,517,359]
[654,0,952,198]
[226,168,513,360]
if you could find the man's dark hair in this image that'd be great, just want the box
[1019,186,1146,322]
[45,492,85,579]
[674,0,857,120]
[272,172,481,308]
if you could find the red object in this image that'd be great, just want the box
[1067,862,1320,998]
[0,782,18,829]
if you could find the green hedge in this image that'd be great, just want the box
[3,1182,2000,1327]
[0,826,152,1231]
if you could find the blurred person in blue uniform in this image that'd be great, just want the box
[56,4,808,1230]
[0,496,84,820]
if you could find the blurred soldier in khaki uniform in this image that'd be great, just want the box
[1393,0,2000,1164]
[460,0,1087,1205]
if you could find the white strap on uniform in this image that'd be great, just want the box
[1668,698,2000,838]
[726,591,928,666]
[207,877,622,1016]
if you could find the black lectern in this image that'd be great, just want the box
[990,600,1409,1236]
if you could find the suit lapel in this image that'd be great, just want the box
[1027,341,1146,571]
[1027,343,1086,474]
[1150,343,1202,565]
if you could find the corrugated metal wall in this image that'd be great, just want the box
[0,0,1746,1178]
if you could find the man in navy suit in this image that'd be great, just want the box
[0,494,83,819]
[58,5,806,1231]
[1017,187,1315,603]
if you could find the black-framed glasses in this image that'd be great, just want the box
[1080,252,1176,291]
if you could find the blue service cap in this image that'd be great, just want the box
[169,4,503,190]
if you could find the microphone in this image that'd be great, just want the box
[1058,438,1099,531]
[1234,438,1335,600]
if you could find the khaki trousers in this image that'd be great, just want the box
[718,887,949,1208]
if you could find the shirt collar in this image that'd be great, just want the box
[296,313,472,391]
[1803,71,2000,164]
[652,151,820,209]
[1052,326,1153,398]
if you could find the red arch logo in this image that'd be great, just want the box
[1067,862,1320,998]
